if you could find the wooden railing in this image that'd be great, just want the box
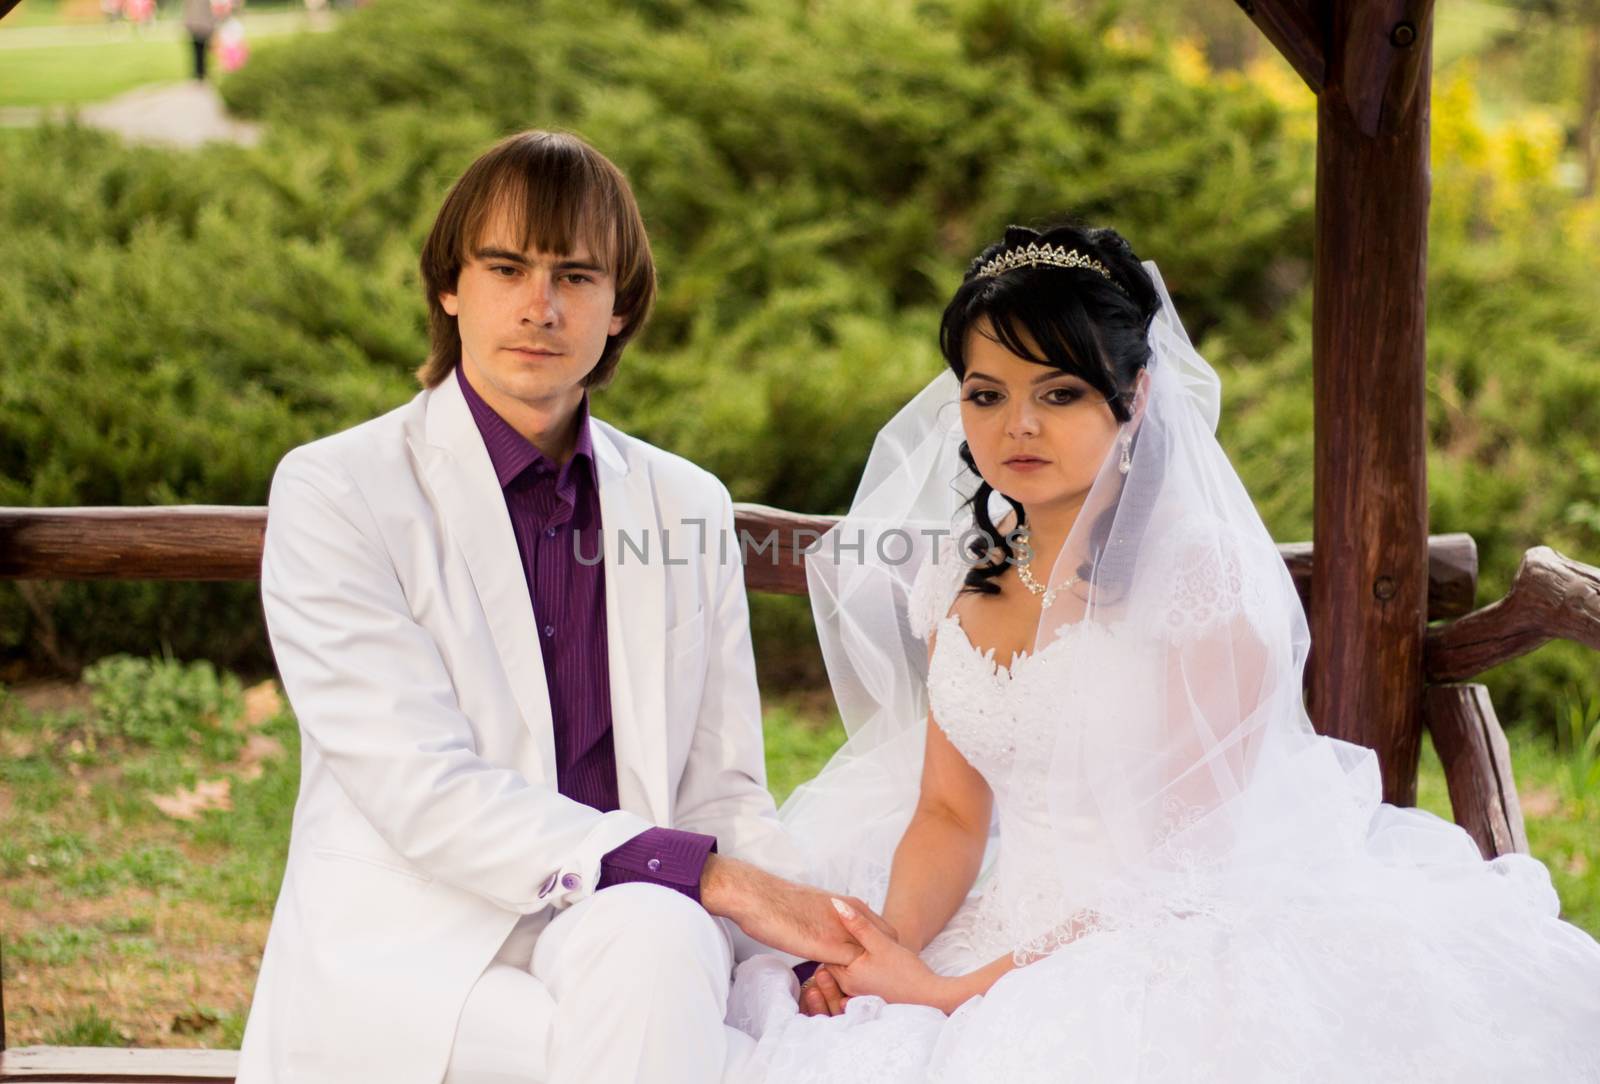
[1418,546,1600,860]
[2,505,1598,1080]
[0,505,1479,606]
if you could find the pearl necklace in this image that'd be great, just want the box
[1012,527,1079,607]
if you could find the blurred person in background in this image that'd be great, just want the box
[181,0,214,80]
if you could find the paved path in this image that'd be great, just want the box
[81,78,261,147]
[1,79,262,146]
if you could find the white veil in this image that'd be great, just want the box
[750,257,1600,1084]
[780,261,1401,959]
[778,368,979,906]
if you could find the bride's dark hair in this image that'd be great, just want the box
[939,220,1162,596]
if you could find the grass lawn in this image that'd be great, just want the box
[0,36,194,108]
[1,657,1596,1048]
[0,10,329,108]
[3,1,310,27]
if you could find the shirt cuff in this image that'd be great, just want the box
[598,827,717,903]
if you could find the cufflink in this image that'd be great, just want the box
[560,873,581,891]
[646,858,662,873]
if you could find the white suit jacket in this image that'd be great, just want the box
[235,374,804,1083]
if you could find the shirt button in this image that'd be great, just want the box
[646,858,662,873]
[543,624,555,637]
[561,873,581,891]
[545,526,557,538]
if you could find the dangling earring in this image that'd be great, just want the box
[1118,431,1133,475]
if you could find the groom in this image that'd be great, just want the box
[235,130,878,1084]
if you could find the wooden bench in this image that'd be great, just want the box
[3,505,1598,1080]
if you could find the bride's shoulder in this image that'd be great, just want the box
[1136,514,1281,638]
[1149,513,1248,561]
[908,533,970,642]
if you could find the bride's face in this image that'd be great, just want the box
[958,319,1123,515]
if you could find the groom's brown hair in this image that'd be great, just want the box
[416,130,657,390]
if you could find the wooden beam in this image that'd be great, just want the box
[0,1045,237,1082]
[1280,531,1475,620]
[0,507,266,581]
[1232,0,1327,93]
[1425,546,1600,683]
[1,507,1481,611]
[1309,1,1435,805]
[1340,0,1436,137]
[723,504,838,595]
[1424,684,1528,859]
[0,505,837,594]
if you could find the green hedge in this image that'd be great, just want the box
[1,0,1310,676]
[3,1,1597,732]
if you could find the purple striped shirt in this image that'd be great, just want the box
[456,364,715,901]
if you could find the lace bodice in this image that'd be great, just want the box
[906,546,1163,968]
[906,517,1280,790]
[908,541,1147,786]
[925,613,1112,784]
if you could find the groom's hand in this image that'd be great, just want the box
[800,965,849,1017]
[700,854,892,965]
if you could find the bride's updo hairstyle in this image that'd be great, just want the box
[939,221,1162,597]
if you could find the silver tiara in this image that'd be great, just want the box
[975,242,1126,293]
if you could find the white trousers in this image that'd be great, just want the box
[443,882,757,1084]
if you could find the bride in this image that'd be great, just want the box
[725,223,1600,1081]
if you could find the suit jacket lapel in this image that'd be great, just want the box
[413,376,557,782]
[592,421,672,825]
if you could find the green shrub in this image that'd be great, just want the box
[1,0,1312,674]
[4,0,1596,742]
[84,654,245,760]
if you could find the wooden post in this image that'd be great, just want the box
[1309,2,1435,805]
[1424,684,1529,859]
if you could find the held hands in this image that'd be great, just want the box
[798,963,849,1017]
[808,897,960,1014]
[700,854,928,1009]
[702,855,895,966]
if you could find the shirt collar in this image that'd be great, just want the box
[455,363,594,491]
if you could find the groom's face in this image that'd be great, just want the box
[959,319,1122,515]
[439,208,626,416]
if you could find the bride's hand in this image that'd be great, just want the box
[826,898,959,1011]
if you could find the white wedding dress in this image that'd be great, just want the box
[727,545,1600,1081]
[726,260,1600,1081]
